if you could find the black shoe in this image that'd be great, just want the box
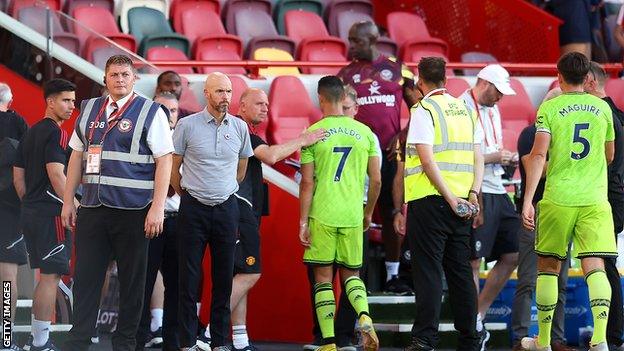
[233,345,260,351]
[404,338,434,351]
[477,329,490,351]
[30,340,60,351]
[145,327,163,348]
[384,277,414,296]
[196,333,211,351]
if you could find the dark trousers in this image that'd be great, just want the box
[136,215,180,351]
[406,196,479,350]
[307,231,369,346]
[65,206,149,351]
[607,199,624,346]
[178,193,238,348]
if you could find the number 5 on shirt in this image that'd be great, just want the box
[571,123,590,160]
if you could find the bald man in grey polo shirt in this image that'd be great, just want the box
[171,72,253,351]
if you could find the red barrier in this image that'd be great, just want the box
[0,64,78,132]
[373,0,563,63]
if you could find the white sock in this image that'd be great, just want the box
[150,308,163,332]
[32,319,51,347]
[476,313,483,332]
[385,261,400,281]
[232,325,249,349]
[205,324,211,339]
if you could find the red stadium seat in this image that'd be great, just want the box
[498,78,535,131]
[445,77,470,98]
[387,11,449,59]
[234,9,295,58]
[223,0,272,35]
[284,10,329,45]
[297,38,346,74]
[9,0,59,16]
[606,78,624,111]
[377,36,398,58]
[72,7,136,56]
[405,49,453,76]
[145,46,194,74]
[460,51,497,76]
[268,75,321,147]
[64,0,114,16]
[171,0,220,34]
[334,10,371,41]
[325,0,372,38]
[194,36,245,74]
[17,6,80,54]
[228,75,250,118]
[178,6,225,44]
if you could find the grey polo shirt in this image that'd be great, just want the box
[173,109,253,206]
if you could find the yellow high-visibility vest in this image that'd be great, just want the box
[404,93,477,202]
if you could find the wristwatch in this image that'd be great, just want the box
[392,208,402,216]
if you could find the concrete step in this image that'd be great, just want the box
[374,322,509,349]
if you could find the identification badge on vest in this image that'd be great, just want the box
[86,144,102,174]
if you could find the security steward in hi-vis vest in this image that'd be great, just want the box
[62,55,173,351]
[402,57,484,351]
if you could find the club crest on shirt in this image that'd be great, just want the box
[380,69,393,81]
[352,74,361,83]
[246,256,256,266]
[117,118,133,133]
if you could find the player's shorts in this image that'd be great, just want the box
[471,193,520,261]
[22,212,72,275]
[0,208,27,265]
[536,199,617,260]
[303,217,363,269]
[234,199,261,274]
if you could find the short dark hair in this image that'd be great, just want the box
[105,55,134,73]
[588,61,608,87]
[154,91,178,102]
[317,76,345,103]
[157,70,180,85]
[418,57,446,86]
[557,52,590,85]
[43,78,76,99]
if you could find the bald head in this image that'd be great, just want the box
[239,88,268,126]
[348,21,379,61]
[203,72,232,117]
[542,87,562,103]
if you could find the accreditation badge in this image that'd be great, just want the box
[86,144,103,174]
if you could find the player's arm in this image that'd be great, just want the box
[46,163,67,199]
[299,162,315,247]
[615,22,624,48]
[237,158,248,183]
[254,128,325,166]
[471,144,484,196]
[606,141,615,164]
[364,155,381,230]
[62,150,83,228]
[392,160,405,214]
[171,154,183,195]
[521,131,550,230]
[12,167,25,199]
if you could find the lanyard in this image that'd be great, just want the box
[423,88,446,99]
[470,89,499,148]
[87,94,136,144]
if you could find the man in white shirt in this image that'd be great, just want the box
[460,64,520,350]
[62,54,174,351]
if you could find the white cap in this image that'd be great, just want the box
[477,64,516,95]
